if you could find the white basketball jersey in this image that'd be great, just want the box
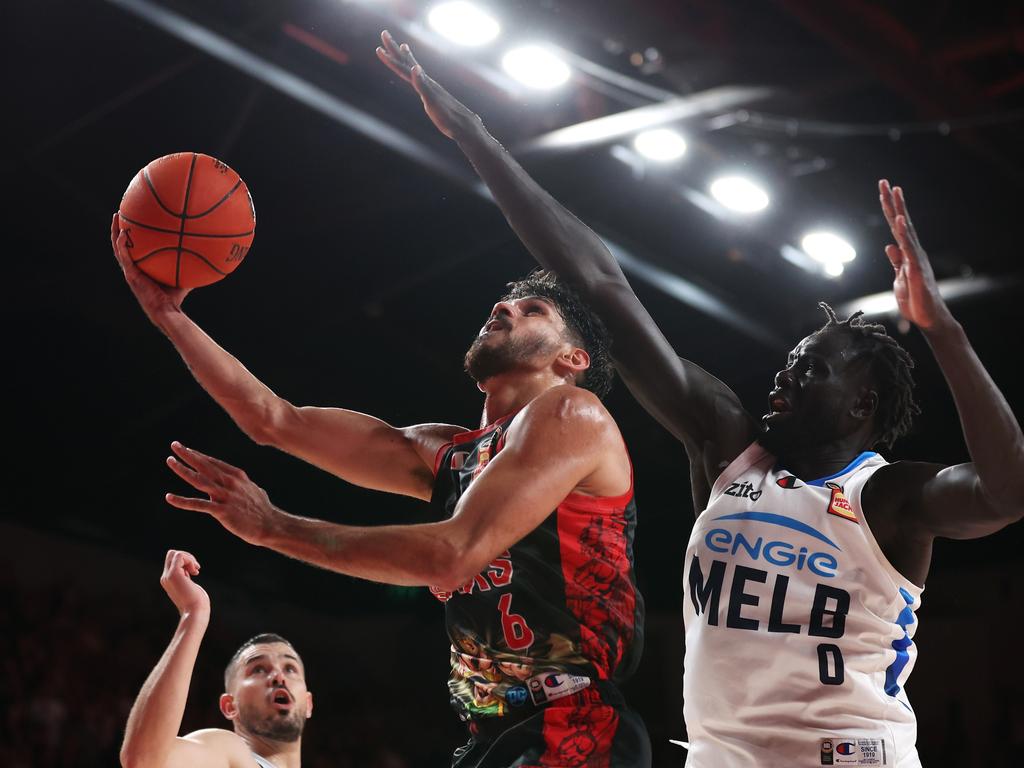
[252,754,278,768]
[682,443,924,767]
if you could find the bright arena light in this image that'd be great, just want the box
[428,2,500,47]
[801,231,856,264]
[633,129,687,162]
[709,176,770,213]
[502,46,571,90]
[823,260,845,277]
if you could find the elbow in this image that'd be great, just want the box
[427,539,486,594]
[241,398,295,447]
[119,746,150,768]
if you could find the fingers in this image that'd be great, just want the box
[892,216,921,274]
[893,186,920,242]
[162,549,200,578]
[377,30,422,80]
[376,45,412,83]
[167,455,221,496]
[884,244,904,273]
[181,550,201,576]
[170,441,244,478]
[166,492,219,514]
[878,179,897,230]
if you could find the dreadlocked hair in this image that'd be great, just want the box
[501,270,614,399]
[816,302,920,449]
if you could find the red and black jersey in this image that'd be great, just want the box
[429,411,645,722]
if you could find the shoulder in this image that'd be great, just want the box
[515,385,616,437]
[861,459,945,521]
[180,729,258,767]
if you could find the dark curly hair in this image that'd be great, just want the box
[500,270,614,399]
[816,302,920,449]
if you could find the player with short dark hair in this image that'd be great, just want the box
[120,551,311,768]
[375,30,1024,767]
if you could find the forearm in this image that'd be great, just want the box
[154,308,283,443]
[261,511,464,588]
[924,317,1024,507]
[455,121,626,295]
[121,611,209,768]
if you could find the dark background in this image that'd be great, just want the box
[5,0,1024,765]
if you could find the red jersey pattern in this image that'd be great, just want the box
[430,412,644,723]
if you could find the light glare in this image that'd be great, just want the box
[801,232,856,264]
[428,2,500,47]
[709,176,770,213]
[824,261,845,277]
[502,46,570,90]
[633,129,687,162]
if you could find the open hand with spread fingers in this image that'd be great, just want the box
[878,180,953,331]
[165,441,279,547]
[375,29,481,140]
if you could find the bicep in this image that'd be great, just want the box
[271,405,462,500]
[593,280,754,462]
[162,730,240,768]
[913,462,1021,539]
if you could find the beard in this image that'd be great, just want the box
[238,700,306,743]
[464,331,556,384]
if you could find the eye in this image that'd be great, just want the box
[285,664,298,674]
[250,665,266,675]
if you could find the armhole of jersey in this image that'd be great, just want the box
[432,440,453,479]
[563,440,635,510]
[706,441,769,507]
[846,464,926,599]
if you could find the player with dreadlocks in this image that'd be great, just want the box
[375,30,1024,767]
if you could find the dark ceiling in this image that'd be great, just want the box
[10,0,1024,600]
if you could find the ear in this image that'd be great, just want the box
[556,346,590,381]
[219,692,238,721]
[850,386,878,421]
[305,691,314,719]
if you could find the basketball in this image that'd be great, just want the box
[117,152,256,288]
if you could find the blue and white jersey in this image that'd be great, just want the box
[682,443,923,767]
[252,754,278,768]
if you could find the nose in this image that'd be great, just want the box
[269,666,286,687]
[774,366,794,389]
[491,301,515,319]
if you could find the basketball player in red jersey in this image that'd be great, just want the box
[111,216,650,759]
[373,30,1024,766]
[120,550,311,768]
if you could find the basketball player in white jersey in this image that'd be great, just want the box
[377,32,1024,766]
[120,550,311,768]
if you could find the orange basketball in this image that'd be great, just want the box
[118,152,256,288]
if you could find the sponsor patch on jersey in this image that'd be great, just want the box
[820,737,887,765]
[826,482,858,524]
[777,474,802,489]
[526,671,590,705]
[505,685,528,707]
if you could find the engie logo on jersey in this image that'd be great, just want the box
[704,511,840,578]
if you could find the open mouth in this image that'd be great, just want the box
[768,390,793,414]
[271,689,292,709]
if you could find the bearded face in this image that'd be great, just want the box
[464,326,561,384]
[237,694,308,743]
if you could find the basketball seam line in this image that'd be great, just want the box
[118,213,254,239]
[143,168,182,218]
[176,153,199,288]
[133,246,228,275]
[185,178,243,219]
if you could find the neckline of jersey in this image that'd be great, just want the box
[449,409,522,446]
[778,450,879,487]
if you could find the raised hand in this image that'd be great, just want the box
[375,29,481,140]
[159,549,210,617]
[111,212,192,319]
[878,180,952,331]
[165,442,278,546]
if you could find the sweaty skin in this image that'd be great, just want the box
[374,31,1024,587]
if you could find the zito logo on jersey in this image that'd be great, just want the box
[825,482,858,524]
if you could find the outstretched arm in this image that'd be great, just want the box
[164,386,625,591]
[121,551,244,768]
[112,215,459,500]
[375,33,755,479]
[879,180,1024,538]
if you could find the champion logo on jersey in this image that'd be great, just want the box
[777,475,802,489]
[826,482,858,524]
